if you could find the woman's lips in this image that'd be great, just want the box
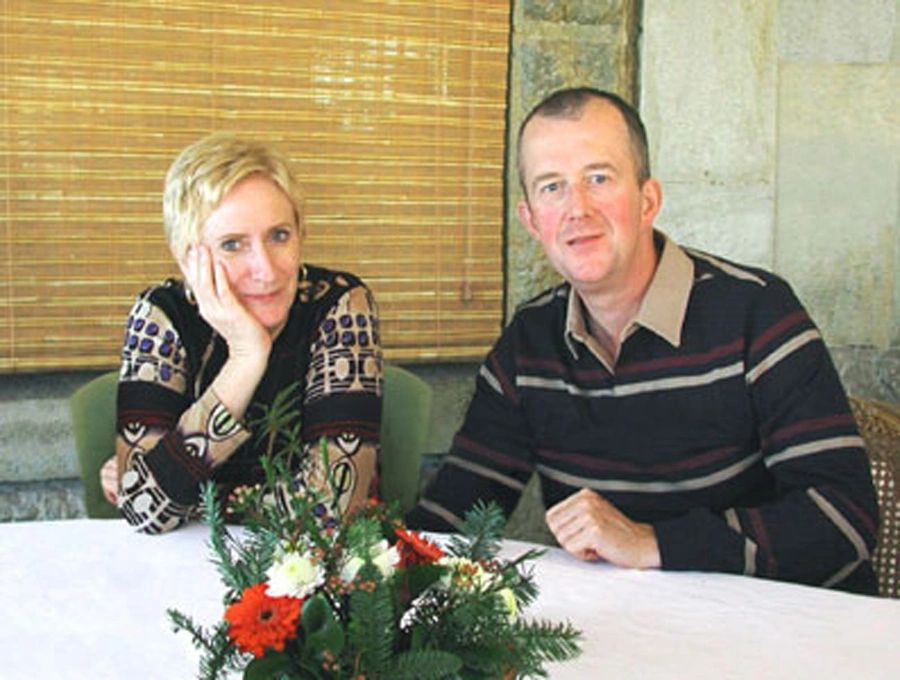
[242,290,281,304]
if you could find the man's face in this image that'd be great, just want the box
[516,99,661,297]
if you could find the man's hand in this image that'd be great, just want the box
[545,488,661,569]
[184,245,271,365]
[100,455,118,504]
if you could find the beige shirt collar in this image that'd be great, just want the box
[565,231,694,368]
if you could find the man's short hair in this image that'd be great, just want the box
[516,87,651,196]
[163,133,305,258]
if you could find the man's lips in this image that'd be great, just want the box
[565,232,603,247]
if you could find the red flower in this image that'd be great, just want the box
[224,583,302,658]
[395,528,445,567]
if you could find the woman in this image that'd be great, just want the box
[100,133,381,533]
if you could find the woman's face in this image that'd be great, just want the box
[199,174,302,337]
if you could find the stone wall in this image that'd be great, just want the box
[505,0,639,314]
[641,0,898,403]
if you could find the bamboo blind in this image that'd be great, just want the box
[0,0,509,371]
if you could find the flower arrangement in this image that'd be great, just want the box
[168,398,581,679]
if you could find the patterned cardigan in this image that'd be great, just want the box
[115,265,382,534]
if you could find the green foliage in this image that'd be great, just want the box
[171,385,581,679]
[167,609,241,680]
[301,595,345,658]
[347,573,396,676]
[388,649,462,679]
[447,500,506,561]
[249,382,304,464]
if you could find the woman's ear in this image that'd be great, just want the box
[171,242,192,278]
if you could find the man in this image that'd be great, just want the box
[406,87,879,594]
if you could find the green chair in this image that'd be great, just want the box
[69,370,120,519]
[381,364,433,513]
[70,364,433,519]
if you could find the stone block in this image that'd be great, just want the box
[641,1,778,184]
[520,0,565,22]
[514,28,625,113]
[830,345,900,404]
[563,0,622,25]
[0,397,79,481]
[778,0,896,63]
[0,370,98,482]
[656,182,775,270]
[520,0,623,25]
[506,206,563,314]
[0,479,85,522]
[775,63,898,348]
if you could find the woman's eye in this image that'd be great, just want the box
[271,228,293,243]
[220,239,242,253]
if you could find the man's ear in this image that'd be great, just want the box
[641,177,662,227]
[517,198,541,240]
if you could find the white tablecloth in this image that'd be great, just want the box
[1,519,898,679]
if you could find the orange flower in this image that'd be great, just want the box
[395,528,444,567]
[224,582,302,658]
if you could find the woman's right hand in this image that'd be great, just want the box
[100,455,118,504]
[185,245,272,365]
[183,245,271,420]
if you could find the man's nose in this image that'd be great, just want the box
[568,183,590,218]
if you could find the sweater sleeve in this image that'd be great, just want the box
[406,330,536,531]
[115,292,250,534]
[653,279,879,594]
[298,284,382,516]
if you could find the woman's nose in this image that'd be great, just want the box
[249,243,276,281]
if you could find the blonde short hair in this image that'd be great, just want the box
[163,133,305,258]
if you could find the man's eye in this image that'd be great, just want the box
[540,181,561,194]
[589,174,607,185]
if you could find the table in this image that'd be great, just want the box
[2,519,898,679]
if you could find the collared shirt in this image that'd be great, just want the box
[408,231,878,595]
[565,231,693,370]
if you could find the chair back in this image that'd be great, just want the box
[849,395,900,598]
[69,364,433,518]
[380,364,433,513]
[69,370,120,519]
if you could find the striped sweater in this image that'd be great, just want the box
[408,233,879,594]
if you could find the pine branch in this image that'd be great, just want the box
[508,619,582,677]
[447,501,506,562]
[168,610,237,680]
[388,649,463,679]
[347,575,396,676]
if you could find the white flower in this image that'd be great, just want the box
[438,556,492,590]
[497,587,518,621]
[438,557,516,619]
[265,548,325,599]
[340,539,400,583]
